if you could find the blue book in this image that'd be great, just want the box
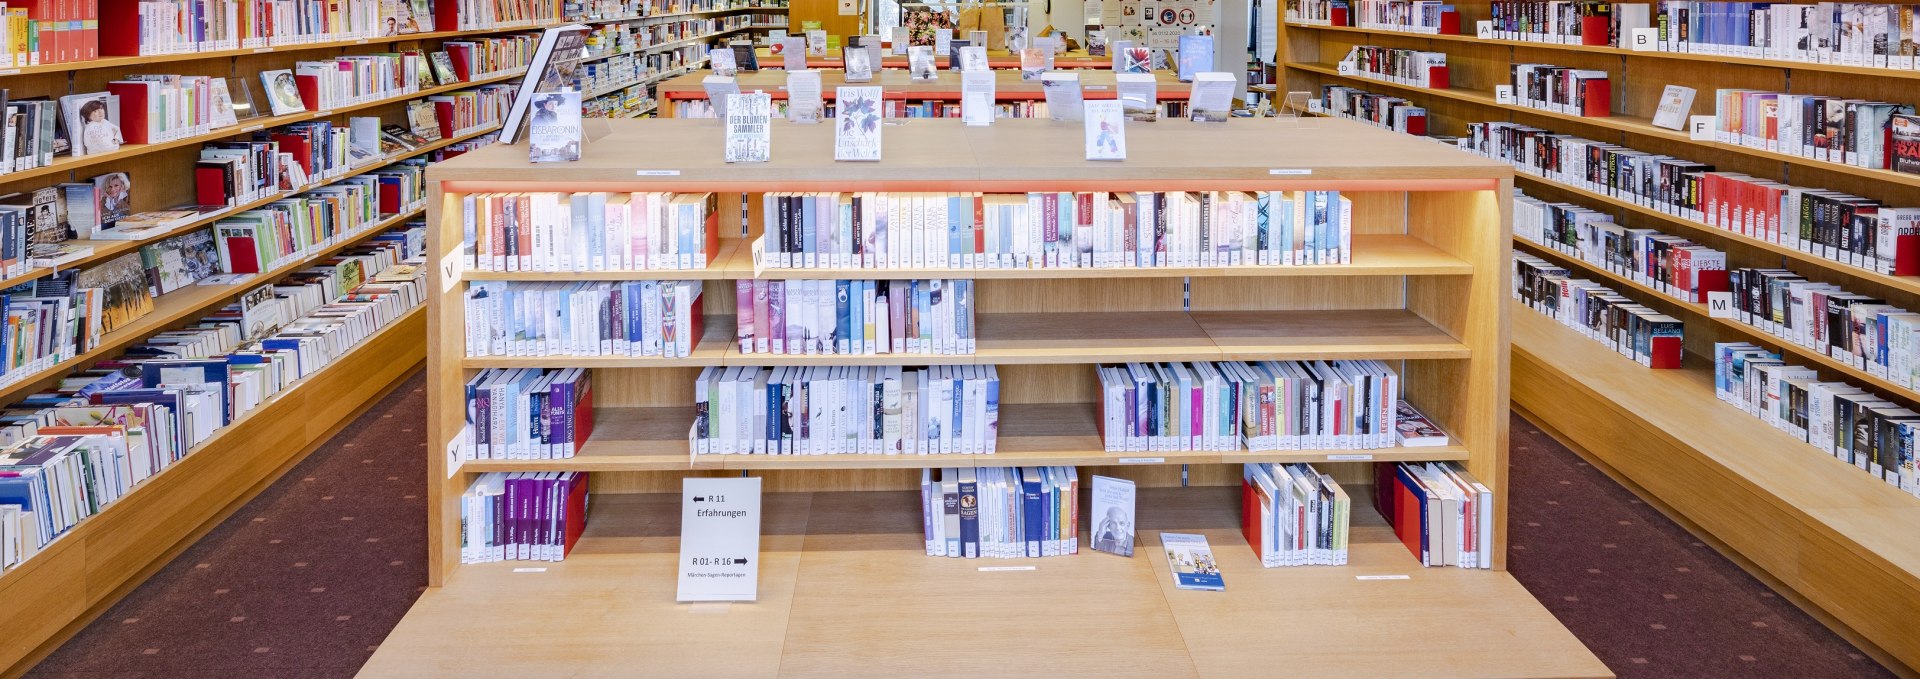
[1177,34,1212,82]
[848,280,864,354]
[948,195,970,267]
[1021,467,1043,557]
[835,280,852,354]
[957,467,979,558]
[1160,532,1225,590]
[801,195,817,266]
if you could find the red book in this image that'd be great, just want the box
[219,227,262,273]
[434,100,457,139]
[1437,9,1460,34]
[1391,469,1426,563]
[446,44,473,81]
[434,0,462,33]
[1330,6,1349,25]
[293,73,323,112]
[1241,478,1264,561]
[378,180,402,214]
[1580,15,1611,45]
[98,0,139,56]
[194,166,230,206]
[1426,65,1449,90]
[103,81,153,143]
[972,195,985,261]
[558,473,589,558]
[701,198,721,266]
[685,295,707,350]
[271,133,314,175]
[1649,331,1684,369]
[1405,111,1428,136]
[81,0,96,59]
[568,377,594,456]
[1576,76,1610,117]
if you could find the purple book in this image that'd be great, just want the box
[769,280,787,354]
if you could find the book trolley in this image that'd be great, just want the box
[1285,5,1920,670]
[362,116,1610,677]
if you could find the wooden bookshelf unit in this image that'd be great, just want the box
[363,116,1609,676]
[1281,4,1920,671]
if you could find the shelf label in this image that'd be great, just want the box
[0,69,18,76]
[1688,115,1716,141]
[978,566,1037,571]
[241,124,266,132]
[1628,27,1659,51]
[1086,85,1109,90]
[314,110,333,118]
[1117,457,1164,464]
[1475,21,1493,39]
[1494,85,1515,105]
[1335,60,1355,75]
[254,47,275,53]
[1356,574,1411,580]
[1268,169,1312,176]
[1706,291,1734,318]
[439,250,463,293]
[677,477,763,603]
[1327,453,1374,461]
[512,567,548,573]
[636,169,683,176]
[1306,100,1324,113]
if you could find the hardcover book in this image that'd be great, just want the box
[1160,532,1225,590]
[710,48,739,77]
[1651,84,1695,131]
[139,229,219,296]
[724,92,772,163]
[786,70,824,124]
[1084,100,1126,160]
[1394,401,1450,447]
[528,91,582,163]
[74,252,154,333]
[1188,72,1235,122]
[835,87,883,161]
[1020,48,1049,81]
[908,46,937,80]
[60,93,121,157]
[730,42,759,72]
[1177,34,1213,82]
[499,24,590,144]
[1120,45,1153,73]
[1116,73,1158,121]
[238,283,284,340]
[958,45,989,71]
[1041,72,1085,122]
[844,46,875,82]
[783,37,808,71]
[430,52,459,84]
[1090,475,1135,557]
[947,39,970,71]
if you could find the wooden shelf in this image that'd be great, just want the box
[1512,302,1920,670]
[0,305,426,673]
[364,487,1606,678]
[457,308,1468,368]
[0,204,427,405]
[0,67,527,186]
[1515,238,1920,403]
[1286,21,1920,81]
[0,123,499,291]
[1291,59,1920,191]
[1506,173,1920,297]
[0,22,560,77]
[457,402,1470,472]
[657,69,1194,102]
[743,234,1474,278]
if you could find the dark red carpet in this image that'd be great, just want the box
[20,374,1900,678]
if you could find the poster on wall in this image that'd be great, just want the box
[1108,0,1212,48]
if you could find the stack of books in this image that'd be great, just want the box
[1514,253,1686,369]
[1241,462,1352,566]
[456,471,590,563]
[1374,461,1495,568]
[1094,360,1410,452]
[920,466,1079,558]
[692,365,1000,455]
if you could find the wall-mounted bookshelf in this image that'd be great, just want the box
[353,116,1610,676]
[1284,6,1920,671]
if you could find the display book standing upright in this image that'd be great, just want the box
[387,115,1606,677]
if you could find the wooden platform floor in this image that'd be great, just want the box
[361,486,1609,678]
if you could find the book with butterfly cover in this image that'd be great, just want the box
[835,87,882,161]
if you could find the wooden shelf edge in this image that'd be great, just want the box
[455,446,1467,471]
[0,22,562,77]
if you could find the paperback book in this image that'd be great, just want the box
[962,70,996,126]
[1177,34,1213,82]
[1020,48,1050,81]
[1090,475,1135,556]
[528,92,582,163]
[787,70,824,124]
[959,45,988,71]
[1084,100,1126,160]
[1041,72,1085,122]
[1188,73,1235,122]
[1242,462,1351,566]
[499,24,590,144]
[1160,532,1225,590]
[725,92,773,163]
[922,466,1078,558]
[908,46,937,80]
[1116,73,1159,121]
[844,46,876,82]
[835,86,883,161]
[711,48,739,77]
[1119,44,1153,73]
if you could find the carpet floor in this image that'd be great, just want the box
[20,371,1899,678]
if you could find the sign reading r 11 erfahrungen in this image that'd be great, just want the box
[676,476,762,602]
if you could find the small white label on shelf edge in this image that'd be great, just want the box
[979,566,1037,571]
[1706,291,1734,318]
[1327,453,1374,461]
[1086,85,1109,90]
[1494,85,1515,104]
[254,47,274,53]
[636,169,683,176]
[0,69,18,76]
[1628,27,1659,51]
[1268,169,1312,175]
[439,251,463,293]
[1117,457,1164,464]
[512,567,548,573]
[1688,115,1716,141]
[1356,574,1411,580]
[242,124,266,132]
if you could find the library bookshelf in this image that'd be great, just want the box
[0,4,560,672]
[364,116,1610,676]
[1284,6,1920,671]
[653,69,1191,117]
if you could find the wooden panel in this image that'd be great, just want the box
[787,0,861,39]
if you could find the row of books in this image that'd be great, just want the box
[1241,462,1351,566]
[1514,253,1687,368]
[1339,45,1450,89]
[1515,190,1730,304]
[670,96,1191,122]
[564,0,781,22]
[920,466,1077,558]
[458,367,593,461]
[1375,461,1495,568]
[456,471,589,562]
[1728,266,1920,388]
[691,365,1001,455]
[281,54,432,113]
[459,191,719,272]
[117,0,383,56]
[439,0,558,31]
[211,164,426,276]
[1714,343,1920,496]
[1710,90,1917,172]
[1287,0,1461,34]
[1319,85,1430,135]
[1643,3,1920,67]
[732,279,978,356]
[0,249,425,563]
[1509,63,1611,117]
[1093,360,1427,453]
[1483,0,1647,46]
[463,280,705,358]
[754,190,1356,270]
[1465,120,1920,278]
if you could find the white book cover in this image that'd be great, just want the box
[1115,72,1159,121]
[1090,475,1136,556]
[959,45,989,71]
[1041,72,1085,122]
[1188,72,1236,122]
[806,29,828,56]
[1085,100,1126,160]
[844,46,874,82]
[787,70,824,123]
[908,46,937,80]
[702,76,741,120]
[724,92,772,163]
[781,37,807,71]
[835,86,883,161]
[710,48,738,77]
[961,69,996,126]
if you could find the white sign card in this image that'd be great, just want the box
[676,476,763,603]
[1629,27,1659,51]
[1688,115,1715,141]
[1188,72,1235,122]
[787,69,823,123]
[1041,71,1085,122]
[961,69,996,126]
[781,37,807,70]
[1085,100,1126,160]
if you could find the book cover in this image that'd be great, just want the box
[1160,532,1224,590]
[407,101,442,141]
[430,52,458,84]
[1394,401,1450,447]
[1651,84,1695,130]
[959,45,989,71]
[499,25,590,144]
[1892,114,1920,175]
[786,70,823,124]
[1188,72,1235,122]
[1020,47,1047,81]
[1120,45,1153,73]
[710,47,738,77]
[730,42,758,72]
[528,91,581,163]
[844,46,874,82]
[1090,475,1135,556]
[238,283,283,341]
[92,171,130,224]
[724,92,772,163]
[961,70,995,126]
[1084,100,1126,160]
[1116,72,1158,121]
[260,70,306,115]
[946,39,969,71]
[1177,34,1213,82]
[908,46,936,80]
[59,92,119,156]
[1041,72,1084,122]
[138,228,219,296]
[73,252,153,333]
[835,86,882,161]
